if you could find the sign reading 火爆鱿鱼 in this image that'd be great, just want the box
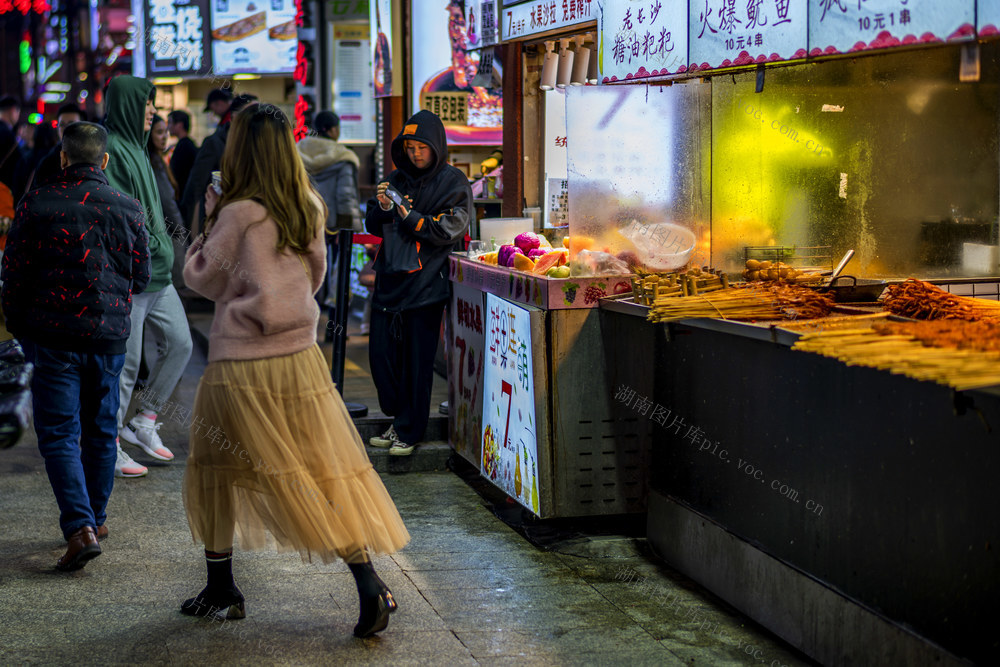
[482,294,540,515]
[599,0,688,82]
[689,0,806,71]
[500,0,594,41]
[808,0,974,56]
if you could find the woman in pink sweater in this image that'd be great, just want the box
[180,103,409,638]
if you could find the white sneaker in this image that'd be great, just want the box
[369,425,398,448]
[388,441,415,457]
[120,415,175,461]
[115,440,148,478]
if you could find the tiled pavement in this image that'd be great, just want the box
[0,315,814,666]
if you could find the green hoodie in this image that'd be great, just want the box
[104,76,174,292]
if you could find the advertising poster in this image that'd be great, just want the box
[369,0,399,97]
[599,0,687,82]
[808,0,974,56]
[411,0,502,145]
[482,294,540,515]
[210,0,297,74]
[140,0,212,76]
[448,283,486,462]
[333,24,374,143]
[689,0,807,71]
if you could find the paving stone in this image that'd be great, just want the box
[0,318,811,665]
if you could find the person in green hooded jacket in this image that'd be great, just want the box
[103,75,193,479]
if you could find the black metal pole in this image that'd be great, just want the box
[330,229,368,417]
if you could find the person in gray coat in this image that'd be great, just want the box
[297,111,361,306]
[297,111,361,231]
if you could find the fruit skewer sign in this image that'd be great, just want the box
[482,294,540,514]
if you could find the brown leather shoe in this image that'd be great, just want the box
[96,525,108,540]
[57,526,101,571]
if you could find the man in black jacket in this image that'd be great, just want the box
[26,103,85,192]
[364,110,472,456]
[167,110,197,210]
[180,93,257,233]
[1,122,151,571]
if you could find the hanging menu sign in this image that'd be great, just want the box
[689,0,806,71]
[481,0,499,46]
[808,0,974,56]
[500,0,594,41]
[333,25,374,143]
[599,0,688,82]
[981,1,1000,37]
[210,0,297,74]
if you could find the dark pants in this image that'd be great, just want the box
[369,301,446,445]
[22,341,125,540]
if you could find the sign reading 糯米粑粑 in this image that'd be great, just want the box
[808,0,974,56]
[500,0,594,41]
[688,0,807,71]
[598,0,688,82]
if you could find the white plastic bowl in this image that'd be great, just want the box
[620,221,697,271]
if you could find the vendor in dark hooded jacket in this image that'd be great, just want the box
[104,75,193,479]
[364,110,472,457]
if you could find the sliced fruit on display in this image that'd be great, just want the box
[512,253,536,272]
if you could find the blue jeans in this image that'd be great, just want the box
[22,341,125,540]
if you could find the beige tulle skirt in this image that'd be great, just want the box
[183,345,410,563]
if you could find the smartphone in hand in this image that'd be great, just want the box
[385,186,407,207]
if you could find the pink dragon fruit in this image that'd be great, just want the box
[498,244,524,267]
[527,248,547,259]
[514,232,542,254]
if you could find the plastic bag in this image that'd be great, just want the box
[569,250,632,277]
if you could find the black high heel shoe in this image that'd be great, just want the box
[373,573,397,613]
[180,586,246,621]
[353,591,391,638]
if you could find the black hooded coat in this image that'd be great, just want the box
[364,110,472,311]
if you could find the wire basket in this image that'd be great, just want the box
[743,246,833,272]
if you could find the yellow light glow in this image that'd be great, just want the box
[232,73,261,81]
[152,77,183,86]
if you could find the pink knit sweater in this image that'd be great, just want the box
[183,199,326,362]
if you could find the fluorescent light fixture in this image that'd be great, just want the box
[152,77,183,86]
[232,73,261,80]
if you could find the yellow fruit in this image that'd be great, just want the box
[479,252,499,265]
[512,253,536,272]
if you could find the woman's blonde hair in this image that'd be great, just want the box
[205,103,326,252]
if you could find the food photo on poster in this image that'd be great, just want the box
[412,0,502,145]
[210,0,297,74]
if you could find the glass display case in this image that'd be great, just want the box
[564,43,1000,279]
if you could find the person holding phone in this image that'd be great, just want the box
[364,110,473,457]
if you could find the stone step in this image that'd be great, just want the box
[365,440,453,473]
[353,412,448,443]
